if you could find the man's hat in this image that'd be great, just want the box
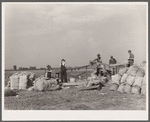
[61,59,65,62]
[47,65,51,67]
[128,50,131,52]
[97,54,100,57]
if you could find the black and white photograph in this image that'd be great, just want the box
[2,2,148,121]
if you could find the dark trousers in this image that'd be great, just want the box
[128,59,134,67]
[96,68,104,76]
[61,71,67,83]
[96,68,100,76]
[47,72,51,79]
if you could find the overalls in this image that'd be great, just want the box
[61,64,67,83]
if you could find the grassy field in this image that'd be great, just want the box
[4,70,146,110]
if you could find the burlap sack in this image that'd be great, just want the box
[19,75,28,90]
[109,83,119,91]
[112,74,121,85]
[136,68,145,77]
[118,67,128,76]
[43,80,50,90]
[142,75,146,85]
[10,75,19,90]
[127,65,139,76]
[120,73,128,83]
[70,78,76,83]
[141,84,146,95]
[133,76,143,88]
[117,83,125,93]
[131,86,141,95]
[124,83,132,93]
[34,79,45,91]
[126,75,135,85]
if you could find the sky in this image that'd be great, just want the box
[4,3,147,69]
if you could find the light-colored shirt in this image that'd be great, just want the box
[60,61,66,66]
[129,53,134,59]
[93,57,102,68]
[94,58,102,63]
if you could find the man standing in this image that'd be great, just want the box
[109,56,117,75]
[128,50,134,66]
[93,54,102,76]
[109,56,117,65]
[60,59,67,83]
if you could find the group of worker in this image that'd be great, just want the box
[45,59,67,83]
[93,50,134,76]
[45,50,134,83]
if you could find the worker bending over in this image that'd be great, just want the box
[45,65,52,79]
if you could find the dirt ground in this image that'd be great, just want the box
[4,70,146,110]
[4,82,146,110]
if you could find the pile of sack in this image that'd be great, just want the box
[109,64,146,95]
[28,75,60,92]
[6,72,35,90]
[86,71,108,87]
[65,70,109,88]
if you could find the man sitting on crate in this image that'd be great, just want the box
[90,54,103,76]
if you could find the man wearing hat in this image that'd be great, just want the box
[109,56,117,75]
[60,59,67,83]
[128,50,134,67]
[93,54,102,76]
[109,56,117,65]
[45,65,52,79]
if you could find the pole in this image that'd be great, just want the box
[86,66,87,79]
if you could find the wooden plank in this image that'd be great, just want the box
[109,63,127,67]
[66,64,91,71]
[86,67,87,79]
[62,81,88,86]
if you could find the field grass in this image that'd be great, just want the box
[4,70,146,110]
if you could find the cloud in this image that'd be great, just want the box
[4,3,147,68]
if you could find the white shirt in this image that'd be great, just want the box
[60,61,66,66]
